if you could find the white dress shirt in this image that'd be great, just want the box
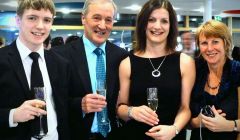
[9,38,58,140]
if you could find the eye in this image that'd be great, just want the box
[105,18,113,24]
[28,16,37,21]
[200,41,208,46]
[92,15,101,22]
[161,19,169,24]
[212,40,219,45]
[44,18,53,24]
[148,17,156,23]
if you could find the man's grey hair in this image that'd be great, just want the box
[82,0,117,18]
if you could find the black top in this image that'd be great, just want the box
[120,51,185,140]
[190,58,240,140]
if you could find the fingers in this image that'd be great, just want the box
[216,109,226,117]
[148,125,160,133]
[142,106,159,125]
[131,106,159,126]
[211,105,218,116]
[146,125,160,139]
[145,130,159,139]
[13,100,47,123]
[82,94,107,113]
[146,125,175,140]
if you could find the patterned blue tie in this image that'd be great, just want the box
[93,48,110,137]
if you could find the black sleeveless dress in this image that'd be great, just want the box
[119,51,185,140]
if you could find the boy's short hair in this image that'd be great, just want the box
[17,0,56,17]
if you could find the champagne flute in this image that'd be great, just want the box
[96,80,109,124]
[33,87,47,139]
[147,87,158,112]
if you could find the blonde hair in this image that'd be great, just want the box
[17,0,55,17]
[195,20,232,58]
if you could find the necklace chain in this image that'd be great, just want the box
[207,75,221,90]
[148,56,167,77]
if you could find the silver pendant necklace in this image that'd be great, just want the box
[148,56,167,77]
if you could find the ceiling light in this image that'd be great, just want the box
[124,4,141,11]
[191,18,197,21]
[194,7,204,13]
[61,8,71,14]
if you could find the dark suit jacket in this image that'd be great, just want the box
[0,41,70,140]
[54,37,128,140]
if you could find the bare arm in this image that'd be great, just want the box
[174,53,195,131]
[117,57,160,126]
[146,53,196,139]
[116,57,131,121]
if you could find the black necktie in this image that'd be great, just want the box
[29,52,44,88]
[29,52,48,137]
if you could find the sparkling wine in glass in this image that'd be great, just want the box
[147,87,158,111]
[33,87,47,139]
[96,80,109,125]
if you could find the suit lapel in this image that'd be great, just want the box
[44,50,57,89]
[71,38,94,131]
[8,42,32,99]
[105,42,114,99]
[71,38,92,92]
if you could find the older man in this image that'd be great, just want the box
[53,0,128,140]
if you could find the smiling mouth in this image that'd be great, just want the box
[206,53,217,57]
[94,30,106,36]
[32,32,44,36]
[150,30,163,36]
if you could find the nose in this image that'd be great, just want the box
[154,20,162,29]
[98,20,107,30]
[206,43,214,51]
[36,20,44,29]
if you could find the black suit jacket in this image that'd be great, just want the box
[0,41,70,140]
[54,37,128,140]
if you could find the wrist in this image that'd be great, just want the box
[172,124,179,135]
[127,106,133,120]
[233,120,238,132]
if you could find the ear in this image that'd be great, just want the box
[81,15,85,25]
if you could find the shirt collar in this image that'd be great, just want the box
[16,37,44,61]
[82,35,106,55]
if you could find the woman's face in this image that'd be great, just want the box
[146,8,170,46]
[199,35,226,65]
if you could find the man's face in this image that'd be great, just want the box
[82,2,114,46]
[181,32,194,50]
[17,8,53,51]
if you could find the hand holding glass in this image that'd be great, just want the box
[34,87,47,139]
[147,87,158,112]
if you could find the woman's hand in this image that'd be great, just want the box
[130,105,159,126]
[201,106,233,132]
[145,125,176,140]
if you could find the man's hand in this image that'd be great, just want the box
[13,99,47,123]
[81,94,107,113]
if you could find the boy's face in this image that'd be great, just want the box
[17,8,53,51]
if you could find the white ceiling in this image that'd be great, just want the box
[0,0,240,17]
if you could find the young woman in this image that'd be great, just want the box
[116,0,195,139]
